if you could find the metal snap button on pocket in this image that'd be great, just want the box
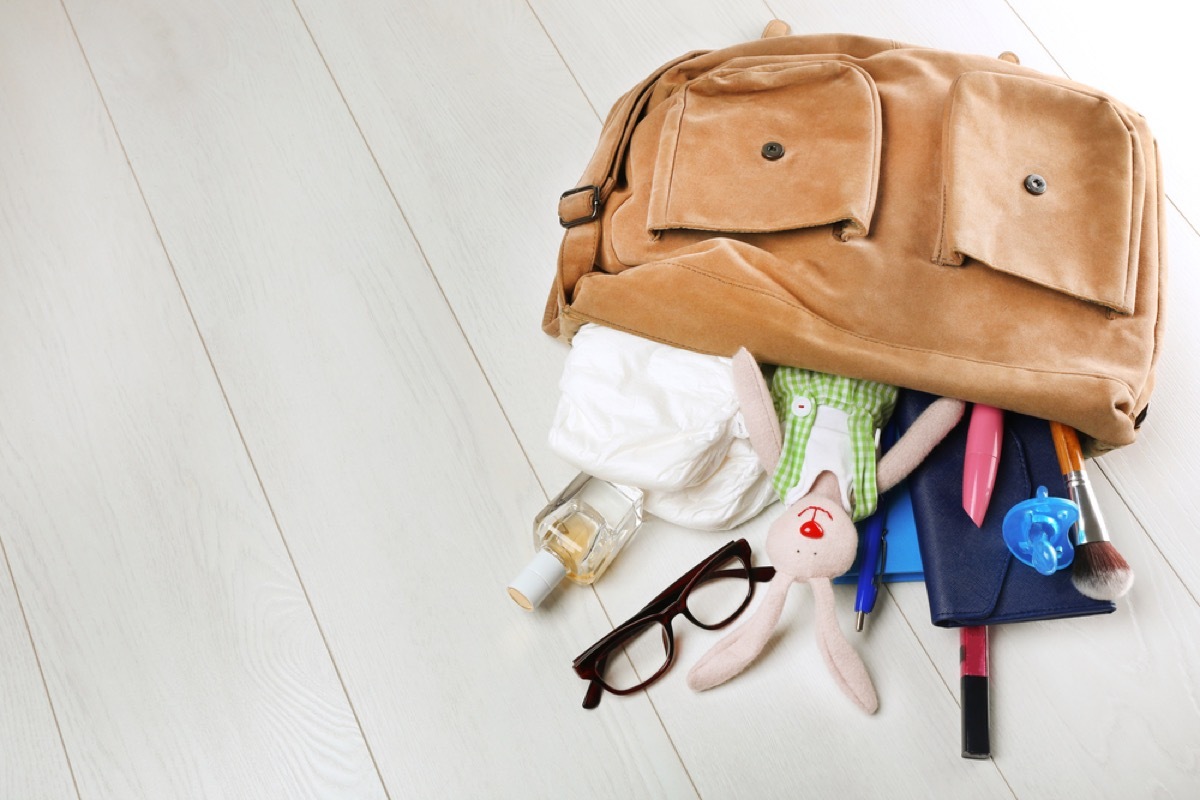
[762,142,785,160]
[1024,174,1047,195]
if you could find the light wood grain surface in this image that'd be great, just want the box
[1,0,1196,797]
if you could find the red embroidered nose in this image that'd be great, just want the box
[797,506,833,539]
[800,519,825,539]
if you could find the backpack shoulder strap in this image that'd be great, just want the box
[545,49,706,339]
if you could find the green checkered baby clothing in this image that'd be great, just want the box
[770,368,898,522]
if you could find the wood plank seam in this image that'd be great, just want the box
[54,3,393,796]
[0,534,82,800]
[521,0,603,120]
[1166,195,1200,239]
[1094,461,1200,609]
[287,3,709,787]
[288,0,551,506]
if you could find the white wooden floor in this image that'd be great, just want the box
[2,0,1197,797]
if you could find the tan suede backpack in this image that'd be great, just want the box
[542,24,1165,452]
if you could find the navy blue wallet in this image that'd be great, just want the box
[894,391,1116,627]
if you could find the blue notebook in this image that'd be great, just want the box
[834,481,924,585]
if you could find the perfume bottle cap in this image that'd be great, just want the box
[507,549,568,611]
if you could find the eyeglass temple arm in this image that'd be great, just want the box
[582,659,607,710]
[626,563,776,621]
[712,565,776,583]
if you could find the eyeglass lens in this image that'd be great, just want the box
[599,620,670,691]
[685,555,753,627]
[595,555,752,692]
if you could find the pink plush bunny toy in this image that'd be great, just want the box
[687,348,965,713]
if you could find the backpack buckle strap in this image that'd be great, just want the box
[558,185,601,228]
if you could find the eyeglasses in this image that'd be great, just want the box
[572,538,775,709]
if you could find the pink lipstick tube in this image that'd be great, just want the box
[963,404,1004,527]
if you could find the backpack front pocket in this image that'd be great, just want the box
[646,60,881,240]
[934,71,1145,314]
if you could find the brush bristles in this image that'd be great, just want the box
[1072,541,1134,601]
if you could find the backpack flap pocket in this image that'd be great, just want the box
[646,60,881,240]
[935,72,1144,314]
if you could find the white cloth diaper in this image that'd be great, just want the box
[549,324,774,530]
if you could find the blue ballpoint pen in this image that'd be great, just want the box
[855,424,897,632]
[854,502,887,631]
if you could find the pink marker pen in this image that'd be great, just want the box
[963,404,1004,527]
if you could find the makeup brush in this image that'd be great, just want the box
[1048,421,1134,601]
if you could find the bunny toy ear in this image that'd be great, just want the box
[809,576,878,713]
[877,397,965,494]
[687,573,792,692]
[731,348,783,475]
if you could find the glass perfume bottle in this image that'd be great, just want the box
[507,473,644,611]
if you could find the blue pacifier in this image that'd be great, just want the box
[1001,486,1079,575]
